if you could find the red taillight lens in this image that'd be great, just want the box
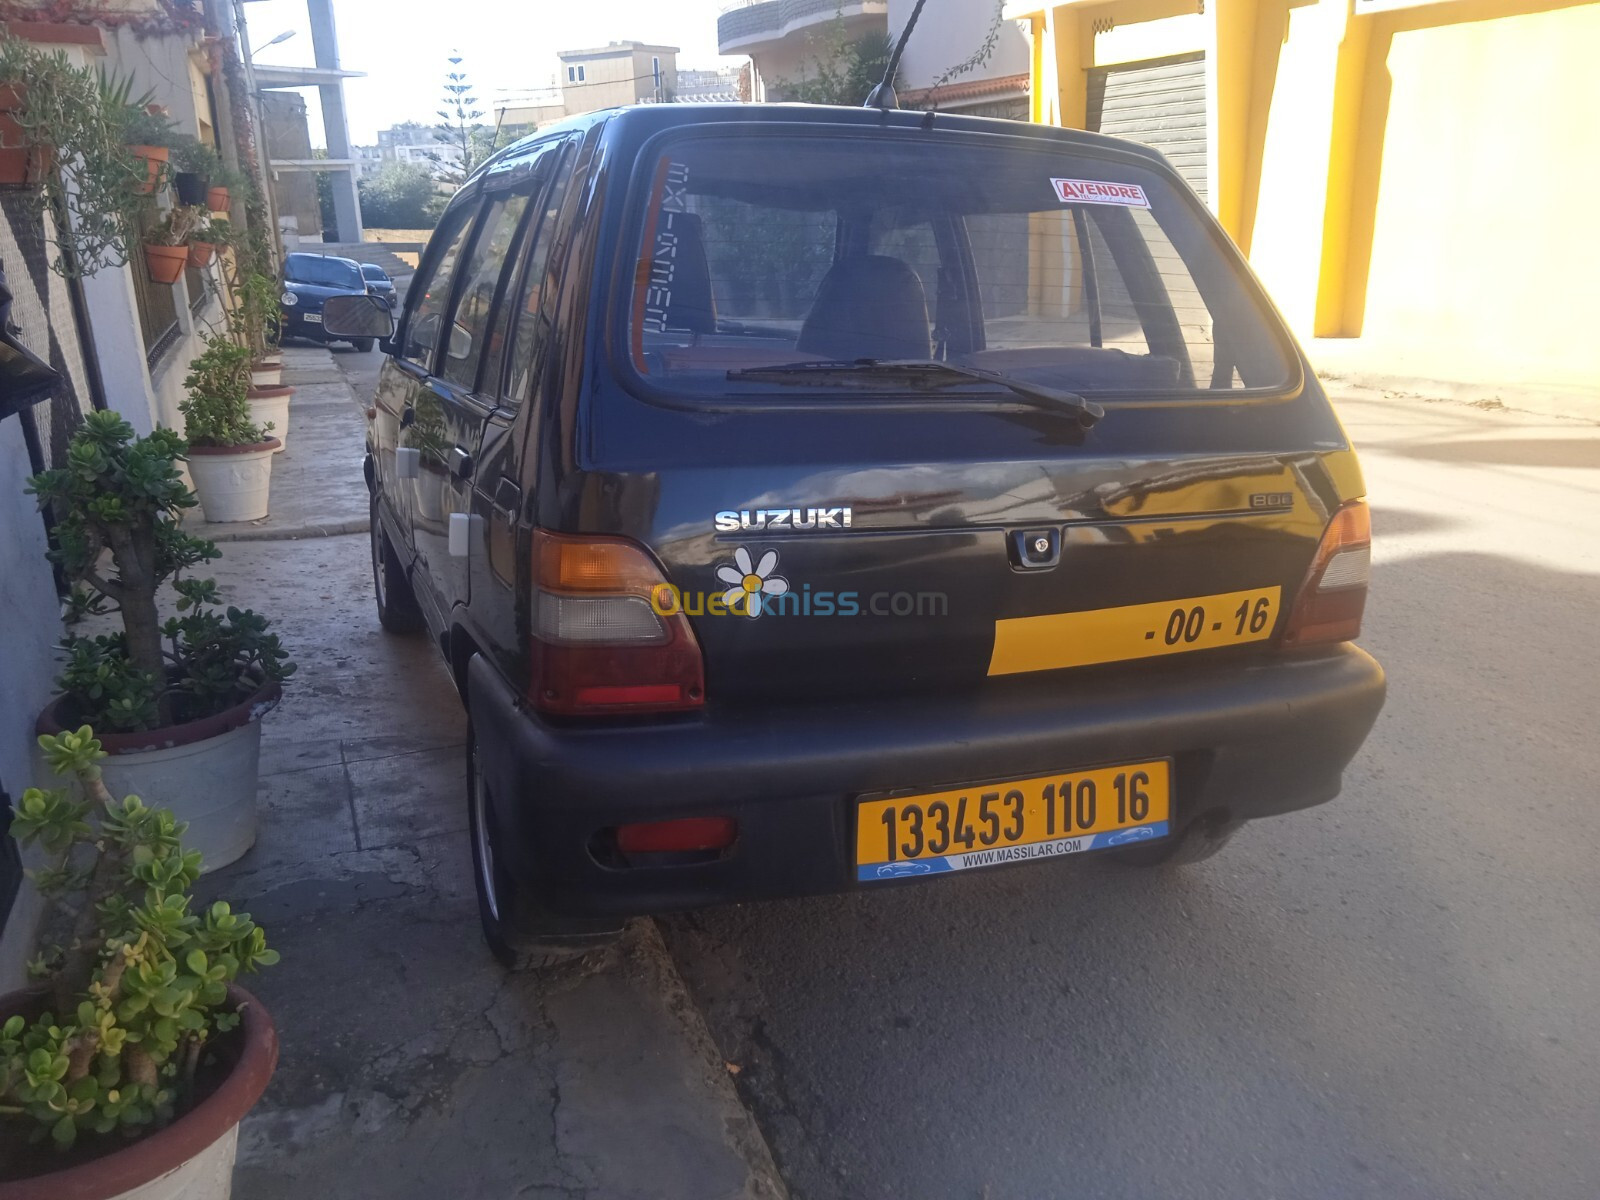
[1283,501,1371,646]
[530,531,705,716]
[616,816,737,854]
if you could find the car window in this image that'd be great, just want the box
[624,133,1293,397]
[502,146,577,408]
[402,205,476,371]
[438,189,535,392]
[286,255,362,290]
[361,264,389,282]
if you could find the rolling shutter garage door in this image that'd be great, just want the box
[1087,53,1208,199]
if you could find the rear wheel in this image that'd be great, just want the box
[1110,815,1240,867]
[370,494,423,634]
[352,337,376,353]
[467,724,621,971]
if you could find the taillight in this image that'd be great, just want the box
[529,530,705,715]
[1283,501,1371,646]
[616,817,737,855]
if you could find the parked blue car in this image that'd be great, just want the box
[361,262,397,310]
[281,253,377,351]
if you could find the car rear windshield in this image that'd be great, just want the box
[286,256,362,289]
[624,130,1295,398]
[361,264,388,281]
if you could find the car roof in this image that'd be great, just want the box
[473,102,1179,185]
[286,252,362,269]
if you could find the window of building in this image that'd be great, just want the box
[567,66,575,82]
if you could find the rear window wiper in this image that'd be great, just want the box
[727,359,1105,429]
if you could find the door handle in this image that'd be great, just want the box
[449,446,473,479]
[493,477,521,519]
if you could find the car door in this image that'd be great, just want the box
[463,139,578,669]
[381,195,479,624]
[408,150,563,626]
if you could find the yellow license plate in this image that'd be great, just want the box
[856,760,1171,882]
[989,586,1282,676]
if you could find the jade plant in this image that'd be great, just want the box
[2,727,277,1149]
[25,410,293,733]
[180,333,267,447]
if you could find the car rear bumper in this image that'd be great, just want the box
[468,646,1386,916]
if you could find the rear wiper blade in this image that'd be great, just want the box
[727,358,1105,429]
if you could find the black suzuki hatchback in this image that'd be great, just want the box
[325,103,1386,967]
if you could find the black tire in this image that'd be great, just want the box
[370,494,424,634]
[1110,816,1241,867]
[352,337,376,353]
[466,724,622,971]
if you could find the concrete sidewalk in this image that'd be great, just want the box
[193,353,784,1199]
[201,345,372,543]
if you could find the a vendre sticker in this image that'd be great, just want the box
[1051,178,1150,208]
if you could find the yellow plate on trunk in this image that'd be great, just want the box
[989,587,1281,676]
[856,760,1171,882]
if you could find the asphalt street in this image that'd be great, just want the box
[657,391,1600,1200]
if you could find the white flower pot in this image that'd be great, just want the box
[35,681,281,873]
[250,357,282,388]
[0,984,278,1200]
[188,440,278,523]
[247,386,293,453]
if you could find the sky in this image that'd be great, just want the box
[243,0,747,146]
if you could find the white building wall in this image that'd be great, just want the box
[891,0,1029,92]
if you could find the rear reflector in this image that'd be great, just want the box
[1283,501,1371,646]
[530,531,706,716]
[616,816,737,854]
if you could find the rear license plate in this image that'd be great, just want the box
[989,586,1282,675]
[856,760,1171,882]
[303,312,322,323]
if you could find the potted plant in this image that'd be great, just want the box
[0,45,143,279]
[117,105,176,195]
[180,334,282,516]
[142,206,204,285]
[169,136,223,207]
[187,213,227,270]
[0,726,279,1198]
[231,270,286,388]
[26,410,294,868]
[206,162,244,215]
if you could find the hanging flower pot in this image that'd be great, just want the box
[0,84,53,187]
[208,184,230,211]
[144,242,187,284]
[188,240,218,268]
[127,143,169,194]
[174,169,208,205]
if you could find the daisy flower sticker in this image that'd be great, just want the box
[716,547,789,618]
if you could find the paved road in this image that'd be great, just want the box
[660,391,1600,1200]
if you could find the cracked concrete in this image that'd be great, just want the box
[191,347,785,1200]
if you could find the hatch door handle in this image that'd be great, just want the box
[1009,528,1061,570]
[449,446,474,479]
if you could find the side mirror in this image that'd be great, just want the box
[321,294,396,340]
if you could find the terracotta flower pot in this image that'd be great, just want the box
[144,243,187,285]
[207,185,230,212]
[127,144,169,195]
[188,241,217,268]
[0,84,53,187]
[246,385,293,453]
[187,439,280,523]
[0,984,277,1200]
[36,675,283,872]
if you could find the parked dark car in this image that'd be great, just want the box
[324,103,1386,969]
[281,253,377,351]
[361,262,397,310]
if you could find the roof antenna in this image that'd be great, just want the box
[864,0,930,111]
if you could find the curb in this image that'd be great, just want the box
[205,518,369,543]
[1315,368,1600,425]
